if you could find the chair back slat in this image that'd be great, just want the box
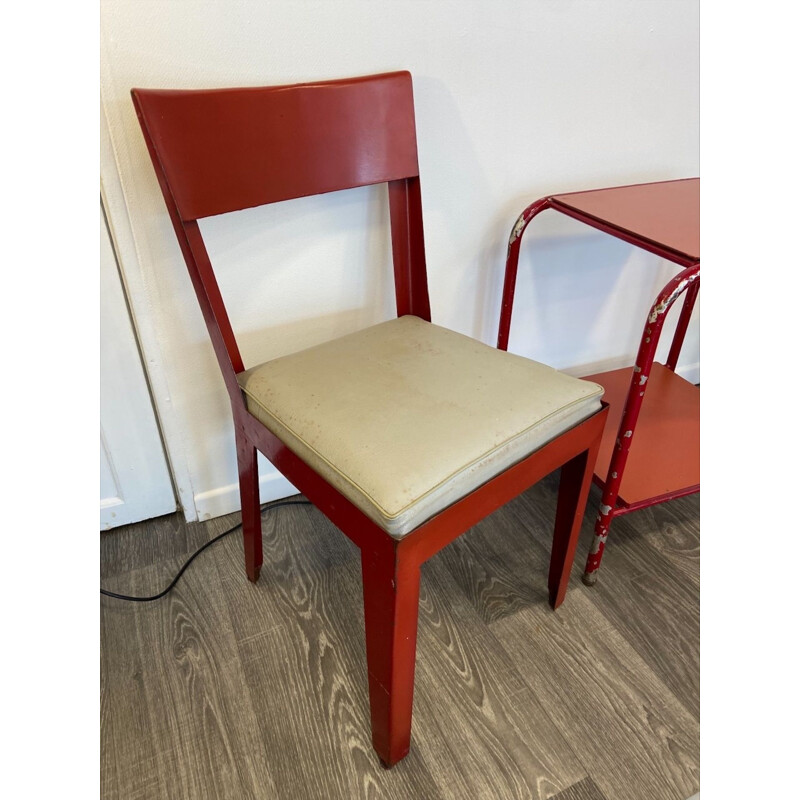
[132,71,431,408]
[132,71,420,221]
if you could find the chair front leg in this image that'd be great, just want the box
[360,543,421,767]
[549,442,599,609]
[235,431,263,582]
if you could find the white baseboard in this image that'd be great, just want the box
[193,469,299,521]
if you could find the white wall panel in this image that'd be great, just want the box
[100,0,699,521]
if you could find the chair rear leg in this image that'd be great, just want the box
[549,442,599,609]
[360,545,421,767]
[236,432,262,583]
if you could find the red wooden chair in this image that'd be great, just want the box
[132,71,608,767]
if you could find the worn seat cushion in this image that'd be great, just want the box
[237,316,603,538]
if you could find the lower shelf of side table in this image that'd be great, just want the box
[585,362,700,509]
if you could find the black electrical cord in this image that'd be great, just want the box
[100,498,312,602]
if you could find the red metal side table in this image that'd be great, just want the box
[497,179,699,585]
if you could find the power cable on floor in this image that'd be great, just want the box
[100,498,312,602]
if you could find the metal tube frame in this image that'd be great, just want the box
[497,195,700,585]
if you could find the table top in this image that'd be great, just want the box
[551,178,699,265]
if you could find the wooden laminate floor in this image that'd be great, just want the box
[100,474,699,800]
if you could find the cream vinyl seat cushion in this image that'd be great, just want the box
[237,316,603,538]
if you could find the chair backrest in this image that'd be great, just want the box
[132,71,431,403]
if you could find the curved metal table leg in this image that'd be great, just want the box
[582,264,699,584]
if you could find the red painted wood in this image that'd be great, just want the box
[551,179,699,265]
[134,72,609,766]
[236,400,605,765]
[235,432,262,583]
[130,99,244,398]
[361,546,421,767]
[585,363,700,508]
[131,72,420,221]
[549,436,601,608]
[183,220,245,376]
[389,178,431,320]
[132,72,430,413]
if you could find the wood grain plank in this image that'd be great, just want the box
[432,479,699,800]
[101,591,169,799]
[550,777,610,800]
[101,512,188,580]
[101,480,700,800]
[409,557,587,800]
[480,479,700,799]
[633,495,700,589]
[492,589,699,800]
[327,549,589,800]
[281,502,590,799]
[218,501,586,799]
[302,506,588,799]
[584,551,699,721]
[215,502,443,800]
[507,481,700,721]
[125,556,277,799]
[216,502,366,674]
[439,498,549,625]
[99,654,118,799]
[100,509,241,581]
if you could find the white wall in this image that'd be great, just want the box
[100,0,699,522]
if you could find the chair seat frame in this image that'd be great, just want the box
[132,72,608,767]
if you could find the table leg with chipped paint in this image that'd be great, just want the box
[582,264,699,584]
[497,180,701,586]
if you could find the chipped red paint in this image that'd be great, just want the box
[584,540,605,574]
[666,278,699,371]
[497,197,553,351]
[496,181,700,585]
[582,264,698,582]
